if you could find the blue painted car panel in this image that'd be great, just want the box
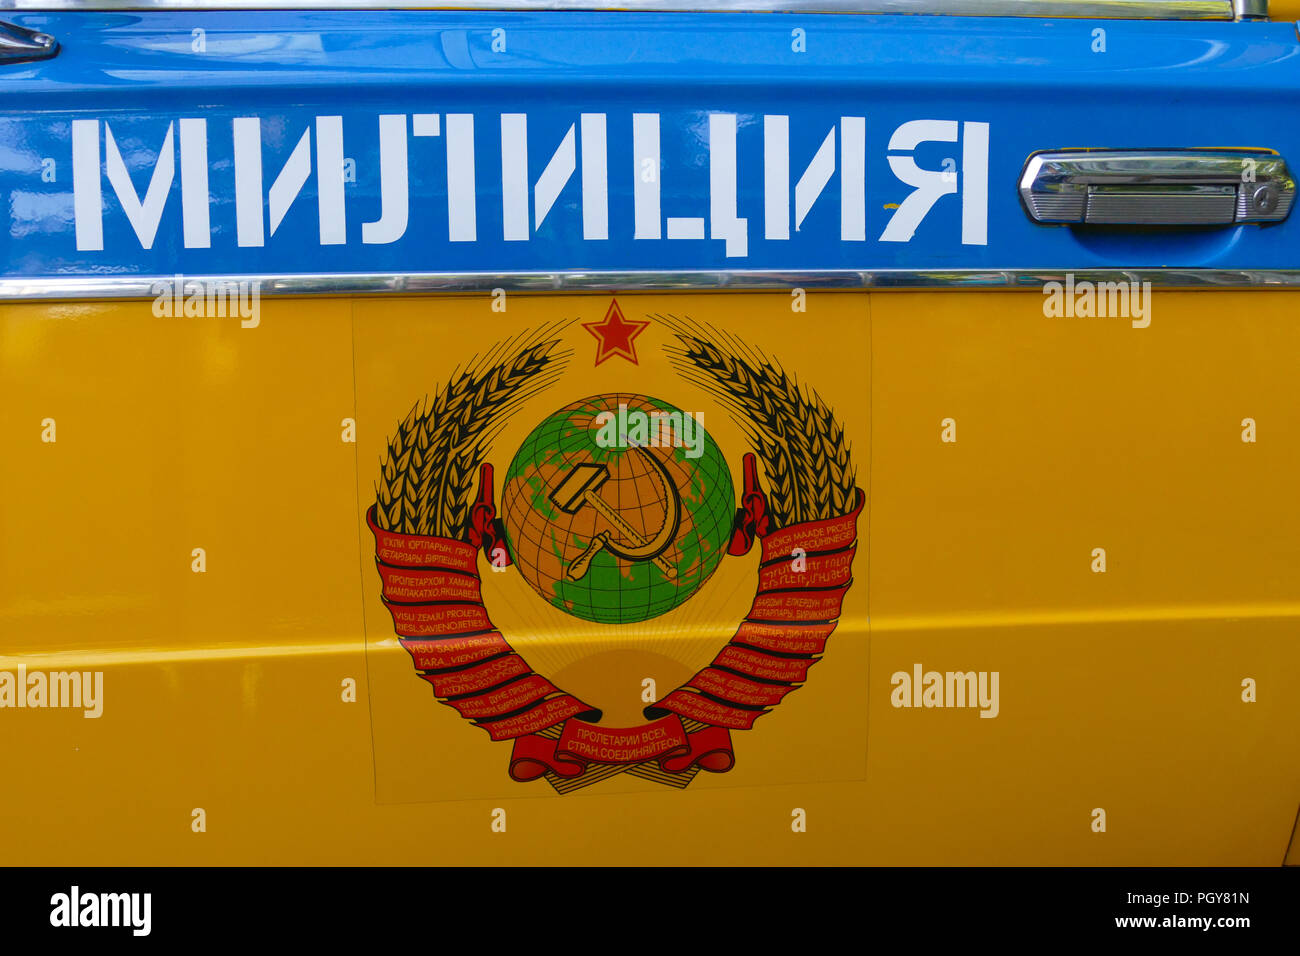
[2,11,1298,278]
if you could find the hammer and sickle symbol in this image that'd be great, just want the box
[548,446,682,581]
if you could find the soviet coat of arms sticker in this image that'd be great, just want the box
[355,295,868,799]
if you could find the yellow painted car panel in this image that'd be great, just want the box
[0,290,1296,865]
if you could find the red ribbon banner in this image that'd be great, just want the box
[367,498,596,743]
[369,459,863,786]
[649,479,865,733]
[507,717,735,781]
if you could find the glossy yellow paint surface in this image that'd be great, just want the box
[0,290,1296,865]
[1269,1,1300,21]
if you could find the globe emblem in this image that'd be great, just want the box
[502,393,735,624]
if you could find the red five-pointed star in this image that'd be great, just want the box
[583,299,651,366]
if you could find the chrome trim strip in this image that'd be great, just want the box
[4,270,1300,300]
[0,0,1246,22]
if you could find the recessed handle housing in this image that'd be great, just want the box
[1020,149,1295,226]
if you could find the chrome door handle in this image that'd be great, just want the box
[0,20,58,64]
[1020,149,1295,226]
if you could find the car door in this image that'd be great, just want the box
[1,0,1297,864]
